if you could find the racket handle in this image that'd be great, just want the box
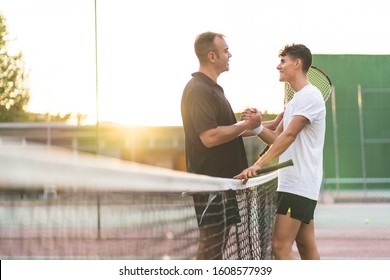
[257,159,293,175]
[259,145,270,157]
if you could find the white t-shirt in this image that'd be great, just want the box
[278,84,326,200]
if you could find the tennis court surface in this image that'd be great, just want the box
[309,202,390,259]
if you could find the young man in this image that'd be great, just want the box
[235,44,325,260]
[180,32,262,259]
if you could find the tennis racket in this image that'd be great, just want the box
[256,159,293,175]
[259,65,333,156]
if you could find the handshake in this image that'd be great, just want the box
[235,108,264,135]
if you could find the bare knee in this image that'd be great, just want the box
[272,239,294,260]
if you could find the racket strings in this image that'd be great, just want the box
[284,67,332,105]
[308,70,332,101]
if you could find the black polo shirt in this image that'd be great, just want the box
[181,72,248,178]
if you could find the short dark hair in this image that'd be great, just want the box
[194,31,225,63]
[279,44,312,73]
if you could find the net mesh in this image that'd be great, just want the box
[0,145,277,260]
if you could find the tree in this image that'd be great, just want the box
[0,13,30,122]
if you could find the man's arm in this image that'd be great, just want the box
[234,115,308,183]
[258,115,306,164]
[199,112,261,148]
[263,112,284,131]
[255,117,284,145]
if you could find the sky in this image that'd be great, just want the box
[1,0,389,126]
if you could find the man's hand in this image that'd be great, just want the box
[240,108,262,130]
[234,163,263,184]
[240,108,258,120]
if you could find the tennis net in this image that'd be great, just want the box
[0,145,278,260]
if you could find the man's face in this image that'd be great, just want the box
[212,36,232,73]
[276,55,296,83]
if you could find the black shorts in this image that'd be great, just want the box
[276,192,317,224]
[193,190,241,227]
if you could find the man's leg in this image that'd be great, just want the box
[295,221,320,260]
[272,213,302,260]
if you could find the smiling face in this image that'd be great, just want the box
[277,55,297,84]
[211,35,232,74]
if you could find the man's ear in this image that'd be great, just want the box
[294,58,302,70]
[208,51,216,63]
